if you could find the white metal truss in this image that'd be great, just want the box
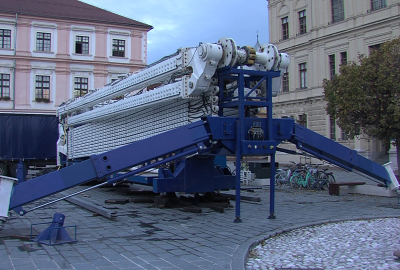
[58,55,181,115]
[66,97,220,159]
[57,38,290,163]
[67,80,184,126]
[68,99,188,158]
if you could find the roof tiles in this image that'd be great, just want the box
[0,0,152,29]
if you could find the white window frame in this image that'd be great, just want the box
[31,22,57,57]
[108,29,131,63]
[75,35,90,55]
[0,73,10,99]
[74,77,89,98]
[34,74,51,101]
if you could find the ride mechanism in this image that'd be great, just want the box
[0,37,398,231]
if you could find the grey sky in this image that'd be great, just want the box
[80,0,270,64]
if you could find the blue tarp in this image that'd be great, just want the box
[0,114,58,160]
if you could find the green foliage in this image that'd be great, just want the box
[323,38,400,144]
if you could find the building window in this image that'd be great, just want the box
[36,32,51,52]
[331,0,344,23]
[340,52,347,66]
[0,29,11,49]
[342,130,348,140]
[282,17,289,40]
[112,39,125,57]
[369,44,381,53]
[371,0,387,11]
[35,75,50,101]
[282,69,289,92]
[299,63,307,89]
[75,36,89,54]
[329,54,335,80]
[0,74,10,99]
[330,117,336,140]
[299,10,306,35]
[298,114,307,127]
[74,77,88,98]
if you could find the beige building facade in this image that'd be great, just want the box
[267,0,399,167]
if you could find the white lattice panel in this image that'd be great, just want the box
[67,81,184,126]
[67,99,205,159]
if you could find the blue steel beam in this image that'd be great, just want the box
[9,120,212,211]
[10,159,98,210]
[89,120,211,179]
[289,123,391,186]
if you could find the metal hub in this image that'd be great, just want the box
[217,38,238,68]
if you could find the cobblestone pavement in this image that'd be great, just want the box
[0,170,400,270]
[247,218,400,270]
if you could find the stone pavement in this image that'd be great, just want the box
[1,170,400,270]
[247,218,400,269]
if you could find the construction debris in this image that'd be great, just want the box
[130,198,154,203]
[60,192,117,220]
[180,207,202,213]
[220,193,261,202]
[209,206,224,213]
[104,199,129,204]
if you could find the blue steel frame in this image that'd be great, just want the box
[213,67,393,220]
[216,67,281,221]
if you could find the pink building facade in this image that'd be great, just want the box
[0,0,152,114]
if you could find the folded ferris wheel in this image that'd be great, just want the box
[56,38,290,163]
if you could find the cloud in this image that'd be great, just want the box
[80,0,269,63]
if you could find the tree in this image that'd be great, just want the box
[323,38,400,172]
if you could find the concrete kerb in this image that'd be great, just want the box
[232,214,400,270]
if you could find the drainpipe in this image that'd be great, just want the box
[12,13,17,110]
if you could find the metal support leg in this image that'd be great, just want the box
[17,160,26,183]
[234,72,246,223]
[234,120,242,223]
[268,153,276,219]
[31,213,77,245]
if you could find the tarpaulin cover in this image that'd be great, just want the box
[0,114,58,160]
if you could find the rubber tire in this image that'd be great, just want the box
[317,172,329,189]
[307,174,317,189]
[290,174,300,189]
[327,174,336,183]
[0,163,8,176]
[275,170,286,187]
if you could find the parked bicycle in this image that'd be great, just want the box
[289,163,314,189]
[275,160,336,191]
[275,161,300,187]
[307,164,327,190]
[289,163,336,190]
[318,167,336,188]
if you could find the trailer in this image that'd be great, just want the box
[0,113,58,177]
